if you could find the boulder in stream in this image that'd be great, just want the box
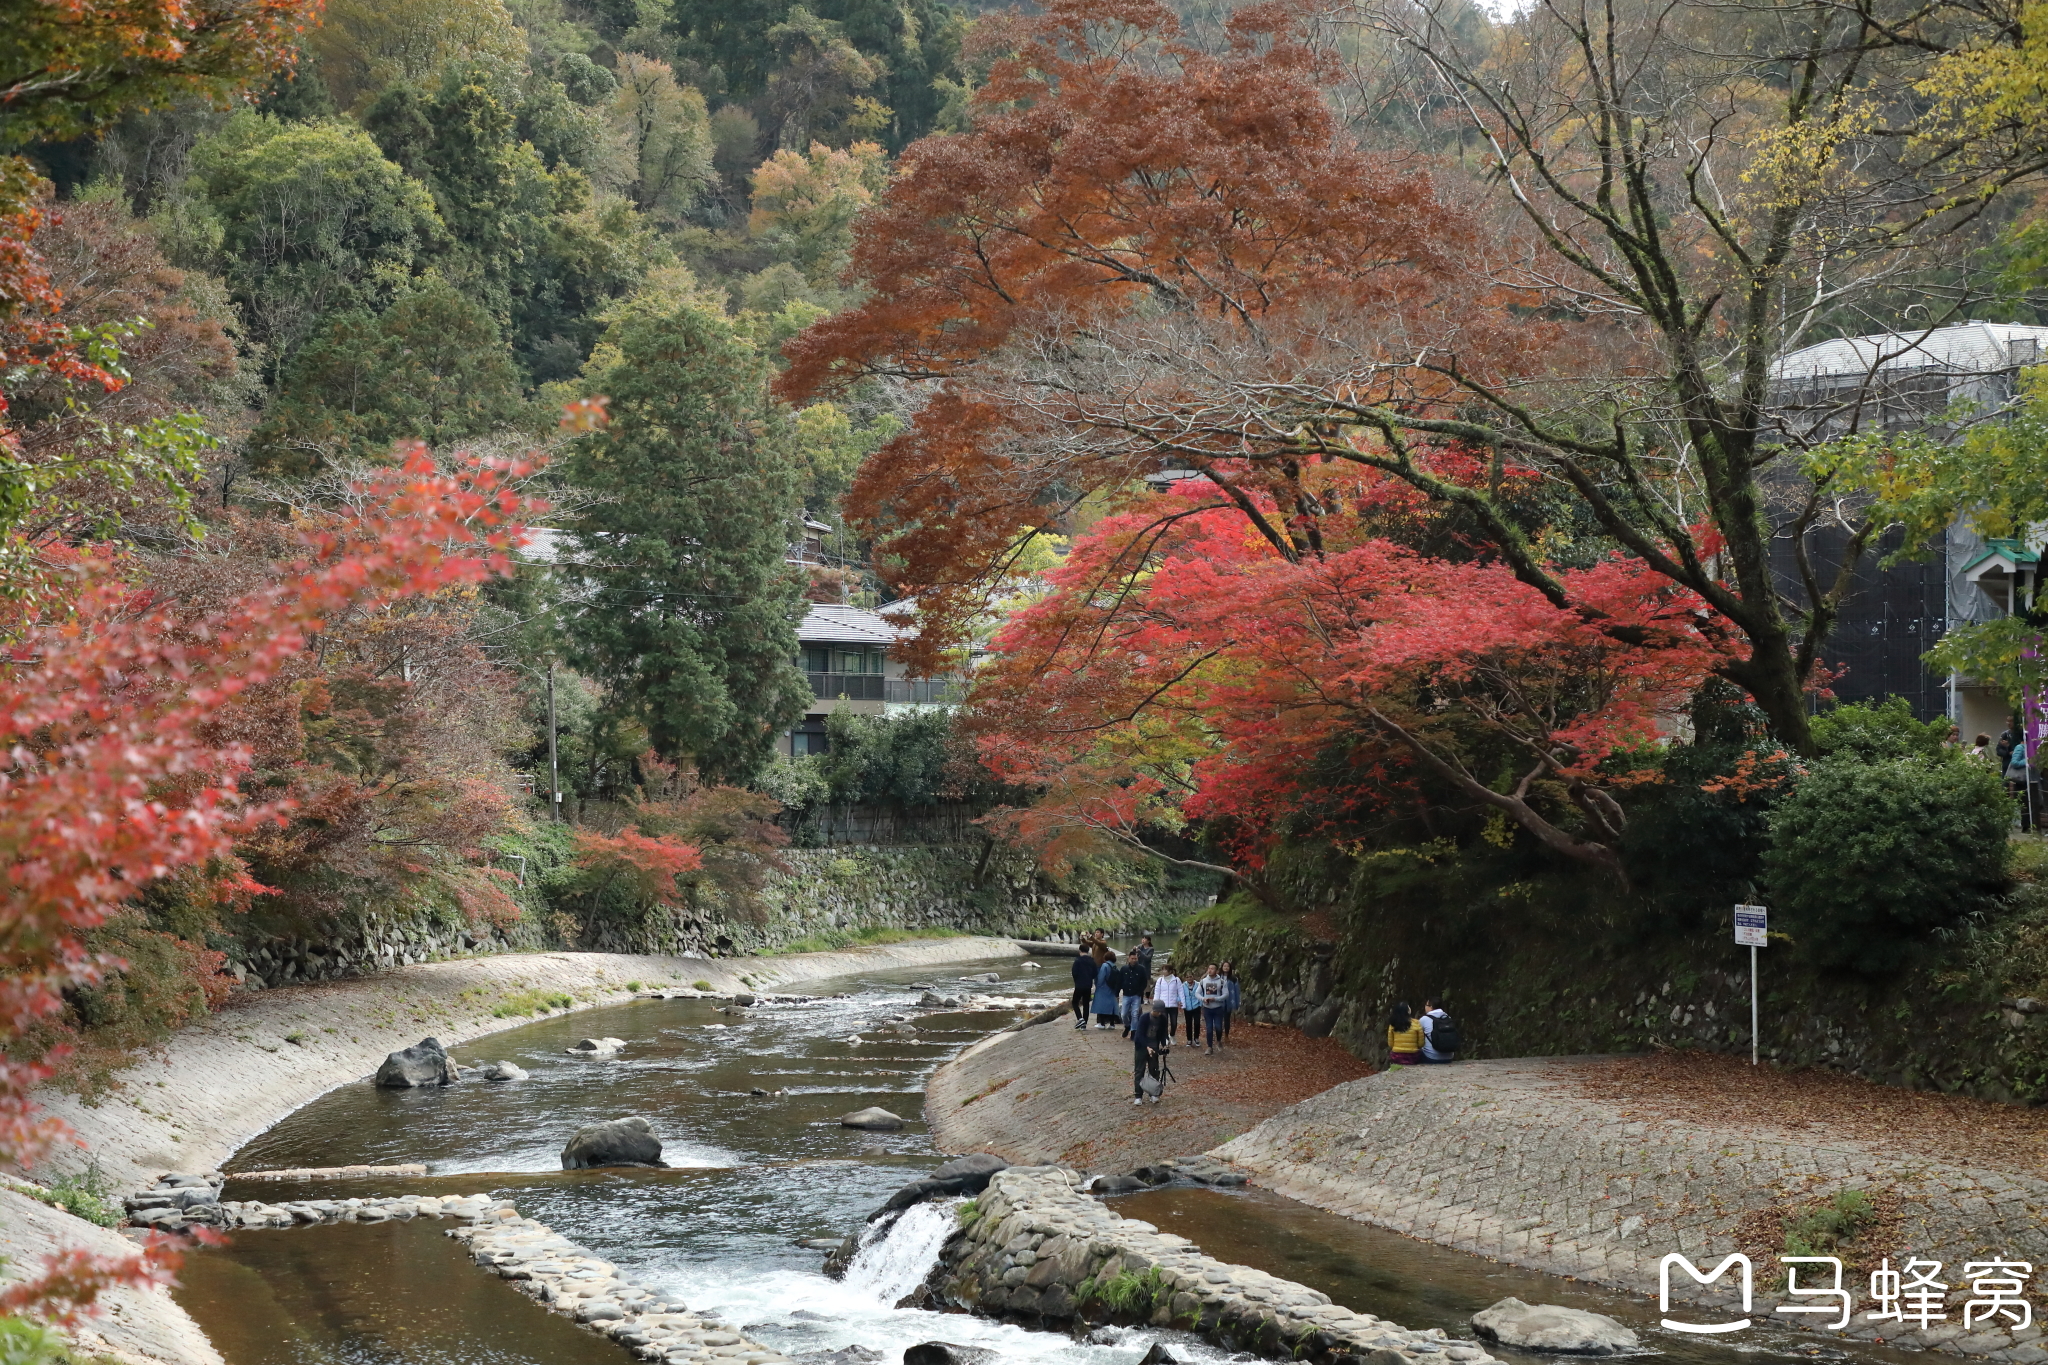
[840,1107,905,1131]
[1471,1298,1639,1354]
[866,1152,1009,1220]
[476,1061,528,1081]
[565,1037,625,1057]
[560,1116,666,1169]
[904,1344,996,1365]
[375,1037,460,1088]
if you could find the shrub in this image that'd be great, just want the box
[9,1163,121,1228]
[1783,1188,1875,1257]
[1810,697,1955,762]
[1765,750,2010,973]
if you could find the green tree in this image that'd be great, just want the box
[605,54,716,220]
[666,0,963,148]
[362,66,558,323]
[169,112,444,372]
[309,0,527,111]
[250,280,526,470]
[567,296,810,783]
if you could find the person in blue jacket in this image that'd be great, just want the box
[1090,946,1119,1027]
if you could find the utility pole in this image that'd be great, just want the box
[546,660,561,823]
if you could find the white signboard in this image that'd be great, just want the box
[1734,905,1768,948]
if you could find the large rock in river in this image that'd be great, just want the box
[866,1152,1009,1221]
[904,1344,995,1365]
[839,1107,905,1131]
[1471,1298,1639,1354]
[561,1116,666,1169]
[375,1037,459,1088]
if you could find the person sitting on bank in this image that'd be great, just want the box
[1418,997,1459,1063]
[1387,1002,1425,1066]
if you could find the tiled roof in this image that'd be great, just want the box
[796,604,909,646]
[1772,321,2048,383]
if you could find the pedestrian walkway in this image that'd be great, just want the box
[926,1015,1371,1173]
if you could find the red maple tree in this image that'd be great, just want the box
[0,443,542,1322]
[969,476,1732,883]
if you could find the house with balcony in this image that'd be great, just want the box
[782,603,965,755]
[1767,319,2048,731]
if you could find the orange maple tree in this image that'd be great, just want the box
[778,0,1514,671]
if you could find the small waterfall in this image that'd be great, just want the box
[842,1200,958,1307]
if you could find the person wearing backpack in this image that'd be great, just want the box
[1419,997,1460,1062]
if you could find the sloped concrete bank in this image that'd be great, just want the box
[1217,1060,2048,1362]
[934,1166,1503,1365]
[1,937,1024,1365]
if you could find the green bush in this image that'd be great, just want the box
[1765,749,2010,973]
[8,1164,120,1229]
[1810,696,1956,762]
[0,1317,72,1365]
[1782,1188,1876,1256]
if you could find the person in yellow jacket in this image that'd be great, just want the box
[1386,1002,1425,1065]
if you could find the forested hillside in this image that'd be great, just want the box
[0,0,1010,1088]
[10,0,2048,1134]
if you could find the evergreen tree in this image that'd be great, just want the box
[567,297,810,783]
[250,280,526,470]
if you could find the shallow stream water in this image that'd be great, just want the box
[176,953,1231,1365]
[174,951,1934,1365]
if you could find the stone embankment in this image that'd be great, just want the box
[234,846,1211,988]
[1218,1058,2048,1362]
[1,937,1025,1365]
[935,1165,1501,1365]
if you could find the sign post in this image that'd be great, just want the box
[1733,905,1768,1065]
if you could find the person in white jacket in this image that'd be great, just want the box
[1152,968,1183,1040]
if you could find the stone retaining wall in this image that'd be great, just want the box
[935,1166,1503,1365]
[242,847,1215,987]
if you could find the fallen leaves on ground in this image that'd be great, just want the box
[1564,1051,2048,1176]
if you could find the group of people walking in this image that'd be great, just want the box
[1064,934,1241,1103]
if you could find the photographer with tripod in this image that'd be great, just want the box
[1132,999,1172,1105]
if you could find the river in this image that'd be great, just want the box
[172,949,1931,1365]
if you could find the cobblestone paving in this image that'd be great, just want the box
[929,1017,1370,1172]
[1215,1058,2048,1361]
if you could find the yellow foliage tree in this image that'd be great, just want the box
[310,0,527,110]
